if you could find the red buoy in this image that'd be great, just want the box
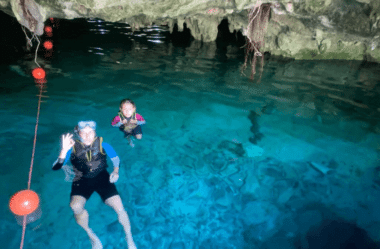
[44,26,53,33]
[32,67,46,79]
[9,190,39,216]
[32,67,47,84]
[43,41,53,50]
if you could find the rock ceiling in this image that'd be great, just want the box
[0,0,379,62]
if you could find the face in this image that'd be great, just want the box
[79,126,96,144]
[120,102,136,118]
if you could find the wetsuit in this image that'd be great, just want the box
[111,112,146,137]
[52,137,120,202]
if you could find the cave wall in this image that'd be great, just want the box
[0,0,379,62]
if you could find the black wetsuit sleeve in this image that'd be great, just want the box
[52,149,72,170]
[52,158,65,170]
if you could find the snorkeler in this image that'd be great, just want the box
[111,99,146,147]
[52,121,137,249]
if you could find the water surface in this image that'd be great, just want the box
[1,17,380,249]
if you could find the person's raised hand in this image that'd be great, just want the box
[61,133,75,151]
[110,172,119,183]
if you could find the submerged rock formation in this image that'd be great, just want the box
[0,0,379,62]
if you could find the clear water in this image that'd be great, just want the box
[1,17,380,249]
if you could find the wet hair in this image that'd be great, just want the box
[73,125,81,140]
[74,125,79,135]
[119,98,136,109]
[73,125,80,138]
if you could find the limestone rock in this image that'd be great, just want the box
[0,0,379,61]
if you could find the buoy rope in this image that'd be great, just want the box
[34,37,41,68]
[19,29,44,249]
[20,216,27,249]
[27,83,43,190]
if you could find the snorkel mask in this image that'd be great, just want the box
[74,121,97,143]
[78,121,96,130]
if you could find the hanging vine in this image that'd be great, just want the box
[241,2,272,82]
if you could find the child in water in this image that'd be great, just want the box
[112,99,146,147]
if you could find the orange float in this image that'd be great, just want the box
[43,41,53,50]
[44,26,53,33]
[9,190,42,226]
[9,190,39,216]
[32,67,47,84]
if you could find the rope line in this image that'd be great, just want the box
[19,83,44,249]
[34,37,41,68]
[19,27,45,249]
[20,216,27,249]
[27,84,43,190]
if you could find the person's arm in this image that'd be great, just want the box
[103,142,120,183]
[111,116,123,128]
[102,142,120,170]
[52,148,72,170]
[52,133,75,170]
[111,157,120,174]
[136,113,146,126]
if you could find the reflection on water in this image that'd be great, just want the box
[78,18,380,123]
[1,17,380,249]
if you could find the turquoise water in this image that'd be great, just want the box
[1,17,380,249]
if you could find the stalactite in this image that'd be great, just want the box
[12,0,44,35]
[241,3,271,81]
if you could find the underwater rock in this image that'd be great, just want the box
[217,140,245,157]
[365,222,380,243]
[213,187,233,208]
[307,152,336,175]
[309,161,332,175]
[240,170,261,196]
[215,194,232,208]
[218,161,240,178]
[256,157,283,172]
[242,201,280,227]
[133,195,156,217]
[167,175,189,197]
[187,180,211,199]
[169,241,186,249]
[297,210,323,236]
[278,215,299,238]
[203,151,228,173]
[227,170,246,189]
[146,166,166,191]
[242,214,281,242]
[169,196,202,217]
[151,234,174,249]
[260,165,285,179]
[373,167,380,187]
[181,221,197,237]
[261,236,296,249]
[243,143,264,157]
[306,219,380,249]
[277,186,296,204]
[106,220,119,233]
